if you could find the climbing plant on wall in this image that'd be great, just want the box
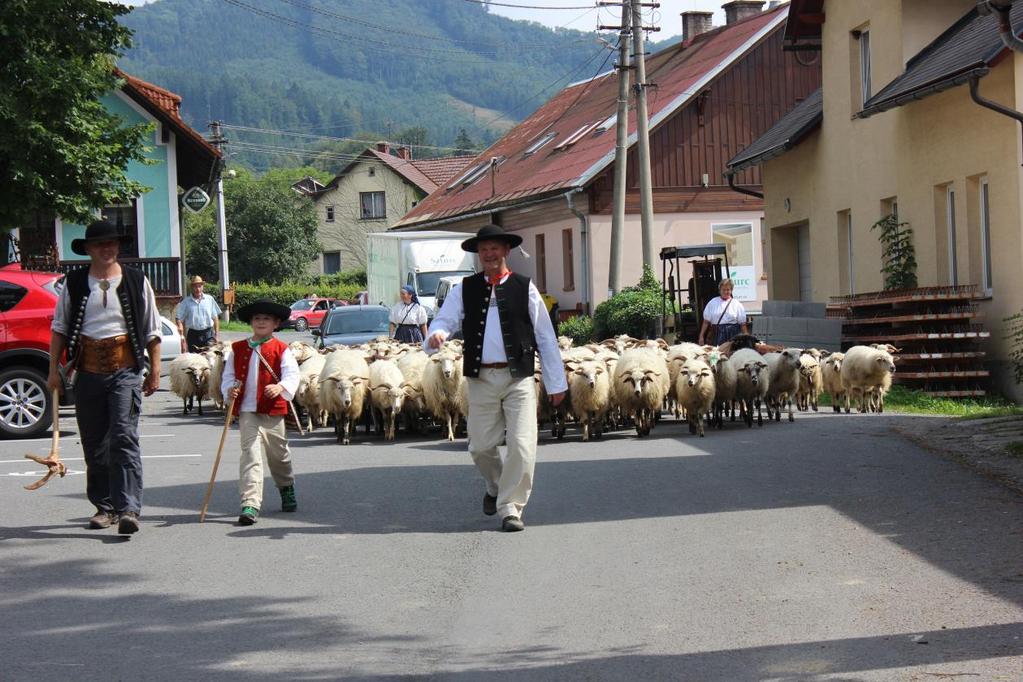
[871,213,918,290]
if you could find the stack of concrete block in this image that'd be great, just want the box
[754,300,842,351]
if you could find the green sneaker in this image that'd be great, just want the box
[238,506,259,525]
[280,485,297,512]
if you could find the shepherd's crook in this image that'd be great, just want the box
[199,389,239,522]
[23,390,67,491]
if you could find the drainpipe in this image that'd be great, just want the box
[978,1,1023,52]
[566,190,591,315]
[969,76,1023,159]
[725,171,764,199]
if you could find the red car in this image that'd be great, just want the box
[0,263,67,438]
[286,297,344,331]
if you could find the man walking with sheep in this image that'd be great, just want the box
[427,225,565,532]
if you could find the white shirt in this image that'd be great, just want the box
[703,296,747,326]
[427,273,567,395]
[52,274,162,341]
[389,302,428,326]
[221,344,300,413]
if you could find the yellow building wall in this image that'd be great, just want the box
[313,159,423,273]
[760,0,1023,393]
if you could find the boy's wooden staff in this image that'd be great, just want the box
[199,384,240,523]
[23,389,67,491]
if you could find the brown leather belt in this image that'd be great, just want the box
[480,362,508,369]
[79,335,135,374]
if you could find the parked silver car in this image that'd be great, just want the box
[312,305,390,348]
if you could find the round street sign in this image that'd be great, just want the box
[182,186,211,214]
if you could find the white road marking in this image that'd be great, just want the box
[4,433,176,444]
[0,454,202,465]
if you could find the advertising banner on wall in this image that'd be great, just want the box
[728,266,757,301]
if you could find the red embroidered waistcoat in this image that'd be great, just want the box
[231,337,288,416]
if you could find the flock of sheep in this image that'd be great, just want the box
[166,333,899,443]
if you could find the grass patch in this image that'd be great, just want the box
[821,384,1023,418]
[1005,441,1023,458]
[219,320,302,333]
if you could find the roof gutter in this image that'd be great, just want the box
[724,171,764,199]
[566,189,591,314]
[969,75,1023,160]
[978,0,1023,52]
[389,188,579,232]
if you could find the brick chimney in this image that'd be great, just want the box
[396,146,411,160]
[722,0,765,25]
[376,141,390,154]
[681,11,714,42]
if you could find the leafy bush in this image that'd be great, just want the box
[592,265,671,340]
[1005,311,1023,386]
[871,213,917,290]
[559,315,594,346]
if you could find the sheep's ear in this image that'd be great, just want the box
[757,361,768,369]
[595,366,604,374]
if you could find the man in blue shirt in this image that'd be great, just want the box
[176,276,222,352]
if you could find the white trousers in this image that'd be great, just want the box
[466,368,538,520]
[238,412,294,510]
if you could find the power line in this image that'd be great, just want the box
[220,124,467,152]
[462,0,595,9]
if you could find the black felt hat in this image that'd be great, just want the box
[460,224,523,253]
[70,220,129,256]
[236,299,291,324]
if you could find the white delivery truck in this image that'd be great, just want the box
[366,231,477,316]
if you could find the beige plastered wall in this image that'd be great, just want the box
[760,0,1023,394]
[312,159,423,274]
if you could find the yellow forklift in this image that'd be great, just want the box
[659,244,730,343]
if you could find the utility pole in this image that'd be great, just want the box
[209,121,231,322]
[608,1,631,295]
[631,1,658,271]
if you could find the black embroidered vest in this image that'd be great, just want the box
[64,266,149,371]
[461,272,536,379]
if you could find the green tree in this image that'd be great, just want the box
[0,1,152,228]
[454,128,475,153]
[184,167,329,284]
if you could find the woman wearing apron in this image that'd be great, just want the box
[697,278,749,345]
[389,285,429,343]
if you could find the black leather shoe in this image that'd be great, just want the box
[483,493,497,516]
[88,510,116,529]
[501,515,524,532]
[117,512,140,535]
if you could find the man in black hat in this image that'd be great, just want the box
[47,220,162,536]
[426,225,566,532]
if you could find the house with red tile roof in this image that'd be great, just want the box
[12,68,221,302]
[394,1,821,314]
[306,143,474,274]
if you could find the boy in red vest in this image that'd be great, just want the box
[221,300,301,525]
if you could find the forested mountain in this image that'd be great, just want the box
[119,0,619,169]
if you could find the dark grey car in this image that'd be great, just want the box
[313,305,391,348]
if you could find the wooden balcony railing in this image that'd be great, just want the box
[59,257,182,297]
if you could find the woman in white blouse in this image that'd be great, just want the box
[697,278,749,345]
[389,285,429,342]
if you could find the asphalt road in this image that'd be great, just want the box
[2,345,1022,680]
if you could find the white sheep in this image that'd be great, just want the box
[202,342,226,409]
[667,342,706,418]
[796,354,823,412]
[169,353,211,416]
[821,352,848,413]
[613,348,669,437]
[319,349,370,444]
[369,359,405,441]
[568,359,611,441]
[396,350,429,433]
[423,348,467,441]
[707,349,737,427]
[295,352,327,431]
[676,358,716,437]
[729,348,770,428]
[841,345,896,413]
[764,348,802,422]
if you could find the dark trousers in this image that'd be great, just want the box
[186,327,215,353]
[74,368,144,514]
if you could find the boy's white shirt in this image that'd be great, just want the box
[221,342,300,412]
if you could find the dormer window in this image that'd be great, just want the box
[524,132,556,156]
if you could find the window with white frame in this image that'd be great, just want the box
[712,223,756,301]
[360,191,386,219]
[859,30,872,106]
[980,178,993,293]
